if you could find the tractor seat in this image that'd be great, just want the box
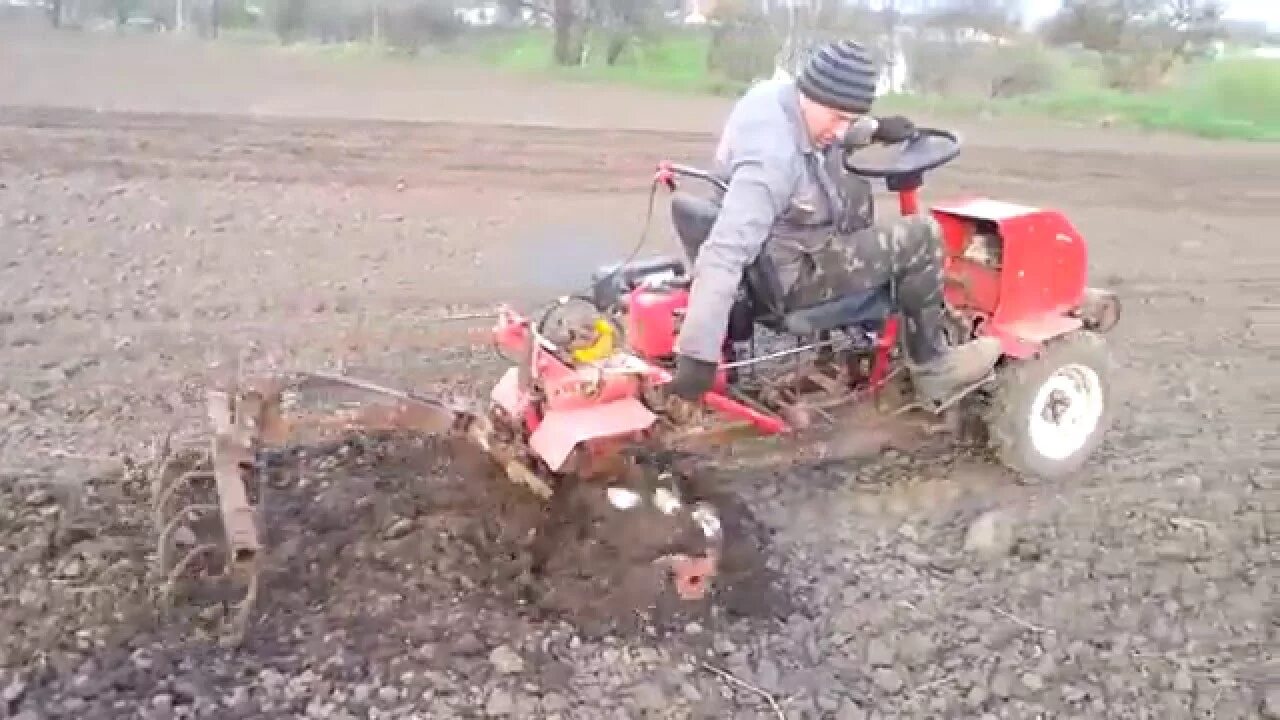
[671,191,891,335]
[780,287,890,334]
[670,191,720,266]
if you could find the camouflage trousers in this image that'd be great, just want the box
[783,214,948,364]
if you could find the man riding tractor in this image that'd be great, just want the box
[667,39,1002,406]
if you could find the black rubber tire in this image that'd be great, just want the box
[985,330,1115,480]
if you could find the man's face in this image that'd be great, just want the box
[802,99,858,148]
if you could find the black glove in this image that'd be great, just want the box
[667,354,717,401]
[841,115,880,152]
[872,115,916,144]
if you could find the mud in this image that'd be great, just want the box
[1,25,1278,720]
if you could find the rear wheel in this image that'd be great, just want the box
[986,330,1114,480]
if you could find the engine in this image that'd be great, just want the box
[960,226,1003,268]
[587,254,760,363]
[590,256,685,311]
[626,284,689,359]
[585,256,692,361]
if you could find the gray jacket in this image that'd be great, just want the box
[674,78,874,364]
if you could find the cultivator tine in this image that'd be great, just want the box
[156,504,217,574]
[152,459,215,529]
[161,542,220,607]
[145,367,520,646]
[149,382,272,648]
[149,433,214,527]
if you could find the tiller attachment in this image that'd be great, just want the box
[148,384,270,649]
[605,475,724,601]
[146,371,477,647]
[147,364,724,645]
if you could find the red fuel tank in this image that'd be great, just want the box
[626,286,689,359]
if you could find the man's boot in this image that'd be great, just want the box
[905,306,1002,404]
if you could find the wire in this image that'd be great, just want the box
[581,177,664,302]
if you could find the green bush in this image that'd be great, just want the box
[704,0,779,84]
[1016,56,1280,141]
[456,27,1280,141]
[1178,57,1280,130]
[381,0,465,55]
[906,39,1062,99]
[988,42,1062,98]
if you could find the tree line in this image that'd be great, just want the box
[35,0,1263,93]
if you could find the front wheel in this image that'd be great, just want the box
[985,330,1114,480]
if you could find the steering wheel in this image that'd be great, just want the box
[843,127,962,182]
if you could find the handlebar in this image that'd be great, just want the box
[654,162,728,194]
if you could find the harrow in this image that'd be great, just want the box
[146,368,724,647]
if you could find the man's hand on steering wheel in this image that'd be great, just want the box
[841,114,917,155]
[871,114,916,144]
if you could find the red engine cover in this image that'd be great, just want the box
[626,286,689,359]
[931,197,1089,357]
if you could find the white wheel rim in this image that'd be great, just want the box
[1027,363,1104,462]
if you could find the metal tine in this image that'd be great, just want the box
[160,542,220,610]
[152,465,216,529]
[156,503,218,575]
[221,564,261,649]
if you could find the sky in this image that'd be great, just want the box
[1019,0,1280,31]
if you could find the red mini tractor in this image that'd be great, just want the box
[480,126,1120,484]
[148,126,1120,646]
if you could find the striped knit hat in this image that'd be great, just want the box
[796,40,880,114]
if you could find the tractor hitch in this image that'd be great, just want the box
[149,365,722,645]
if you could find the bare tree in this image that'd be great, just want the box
[902,0,1045,98]
[1040,0,1225,88]
[1144,0,1226,67]
[599,0,662,66]
[917,0,1021,39]
[705,0,779,83]
[497,0,655,66]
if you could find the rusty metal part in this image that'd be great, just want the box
[1076,287,1121,333]
[646,485,724,601]
[461,410,555,499]
[206,388,264,568]
[668,554,717,600]
[234,369,554,500]
[150,360,731,644]
[148,366,561,644]
[149,393,266,648]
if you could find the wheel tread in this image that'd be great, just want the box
[985,330,1114,480]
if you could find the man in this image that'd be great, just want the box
[668,39,1002,405]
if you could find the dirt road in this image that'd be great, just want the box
[1,25,1277,720]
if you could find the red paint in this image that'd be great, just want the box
[870,315,899,391]
[653,162,677,191]
[626,286,689,360]
[529,399,658,472]
[646,363,789,435]
[931,198,1089,353]
[701,391,790,434]
[982,316,1083,359]
[898,188,920,215]
[491,306,530,358]
[489,306,664,468]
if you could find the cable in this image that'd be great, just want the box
[578,176,664,303]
